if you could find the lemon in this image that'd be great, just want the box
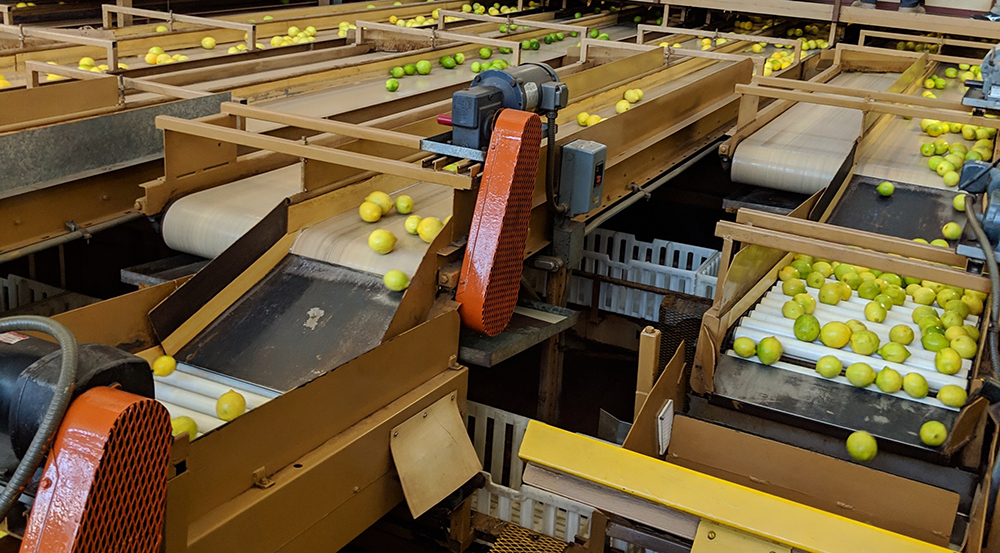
[840,272,862,290]
[794,293,816,314]
[152,355,176,377]
[876,181,894,196]
[782,278,805,296]
[818,282,842,305]
[156,53,172,64]
[942,222,962,240]
[864,301,887,323]
[906,283,922,297]
[912,287,936,305]
[586,115,602,126]
[921,331,950,353]
[875,367,903,393]
[417,216,444,243]
[851,330,880,356]
[812,261,833,277]
[965,325,983,341]
[889,325,914,345]
[961,294,984,316]
[920,421,947,447]
[171,416,198,440]
[820,321,851,349]
[78,56,95,68]
[840,282,853,301]
[365,191,393,215]
[790,258,812,277]
[945,325,968,342]
[815,355,843,378]
[902,372,929,399]
[756,336,782,365]
[941,310,965,329]
[383,270,409,291]
[938,385,967,408]
[577,112,590,126]
[878,342,910,363]
[872,294,893,312]
[359,201,382,223]
[945,300,969,319]
[794,314,820,342]
[845,320,867,334]
[615,100,631,114]
[857,280,881,300]
[216,390,246,421]
[935,347,962,375]
[368,229,397,254]
[778,266,799,281]
[846,431,877,462]
[782,300,804,319]
[623,89,640,103]
[733,337,756,358]
[201,36,217,49]
[806,272,826,288]
[395,195,414,214]
[950,335,977,359]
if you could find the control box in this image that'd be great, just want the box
[559,140,606,217]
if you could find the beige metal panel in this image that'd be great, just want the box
[730,71,901,194]
[292,181,452,277]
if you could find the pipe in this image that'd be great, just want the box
[585,139,721,234]
[0,316,77,520]
[0,212,143,265]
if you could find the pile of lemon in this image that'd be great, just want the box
[918,117,995,187]
[359,191,447,291]
[732,254,983,412]
[460,1,529,15]
[270,25,319,45]
[575,88,644,127]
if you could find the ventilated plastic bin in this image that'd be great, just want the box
[567,229,718,322]
[695,251,721,299]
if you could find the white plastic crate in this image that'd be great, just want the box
[695,251,721,299]
[465,401,593,542]
[567,229,718,322]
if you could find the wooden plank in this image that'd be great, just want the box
[735,209,968,267]
[221,102,424,150]
[155,116,472,190]
[624,340,685,458]
[634,326,661,419]
[0,76,119,127]
[715,221,990,292]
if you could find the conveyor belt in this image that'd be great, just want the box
[731,71,902,194]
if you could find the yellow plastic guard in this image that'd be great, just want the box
[518,421,950,553]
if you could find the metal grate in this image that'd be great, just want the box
[490,523,570,553]
[457,109,543,336]
[657,292,713,374]
[21,388,172,553]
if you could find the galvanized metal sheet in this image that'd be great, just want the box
[0,92,230,200]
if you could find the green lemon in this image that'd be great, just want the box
[756,336,783,365]
[921,332,950,352]
[920,421,947,447]
[782,301,805,319]
[819,282,842,305]
[733,337,756,358]
[878,342,911,363]
[794,314,821,342]
[846,431,877,462]
[846,363,876,387]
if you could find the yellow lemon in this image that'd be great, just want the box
[937,385,967,408]
[152,355,176,377]
[733,337,756,358]
[365,191,393,215]
[383,270,409,291]
[846,431,877,462]
[171,416,198,440]
[395,195,414,214]
[359,201,382,223]
[820,321,851,349]
[368,229,397,254]
[405,215,422,235]
[417,216,444,243]
[201,36,217,49]
[216,390,246,421]
[577,112,590,125]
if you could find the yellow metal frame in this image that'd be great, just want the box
[519,421,951,553]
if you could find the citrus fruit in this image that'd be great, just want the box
[912,287,936,305]
[615,100,631,114]
[950,335,977,359]
[386,78,400,92]
[941,310,965,329]
[794,294,816,314]
[846,431,877,462]
[624,89,640,103]
[368,229,397,254]
[782,300,805,319]
[383,270,409,291]
[790,259,813,276]
[833,263,854,280]
[806,272,826,288]
[921,332,950,353]
[455,53,465,64]
[778,266,799,281]
[920,143,936,156]
[903,373,929,398]
[171,416,198,440]
[152,355,176,377]
[954,195,967,212]
[201,36,216,49]
[945,326,968,341]
[365,191,393,215]
[416,60,432,74]
[782,278,805,296]
[941,222,962,240]
[945,299,969,319]
[876,181,894,196]
[733,337,756,358]
[216,390,246,421]
[395,195,414,214]
[417,216,444,243]
[851,330,880,356]
[938,385,967,407]
[794,314,820,342]
[815,355,843,378]
[845,320,868,334]
[878,342,910,363]
[577,112,590,125]
[884,285,906,306]
[873,294,893,311]
[479,47,492,59]
[812,261,833,277]
[889,325,914,345]
[404,63,417,75]
[875,367,903,393]
[818,282,842,305]
[756,336,782,365]
[920,421,947,447]
[864,301,887,323]
[858,280,881,300]
[820,321,851,349]
[840,282,853,301]
[935,347,962,375]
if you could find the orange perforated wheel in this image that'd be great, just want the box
[456,109,543,336]
[20,387,171,553]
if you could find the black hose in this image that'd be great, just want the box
[0,316,77,519]
[545,111,566,215]
[962,195,1000,378]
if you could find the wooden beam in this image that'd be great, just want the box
[155,116,473,190]
[220,102,424,150]
[354,20,524,65]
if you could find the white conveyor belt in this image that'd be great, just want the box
[730,72,902,194]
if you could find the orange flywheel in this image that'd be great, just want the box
[456,109,543,336]
[20,387,172,553]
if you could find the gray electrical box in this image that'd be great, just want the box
[559,140,606,217]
